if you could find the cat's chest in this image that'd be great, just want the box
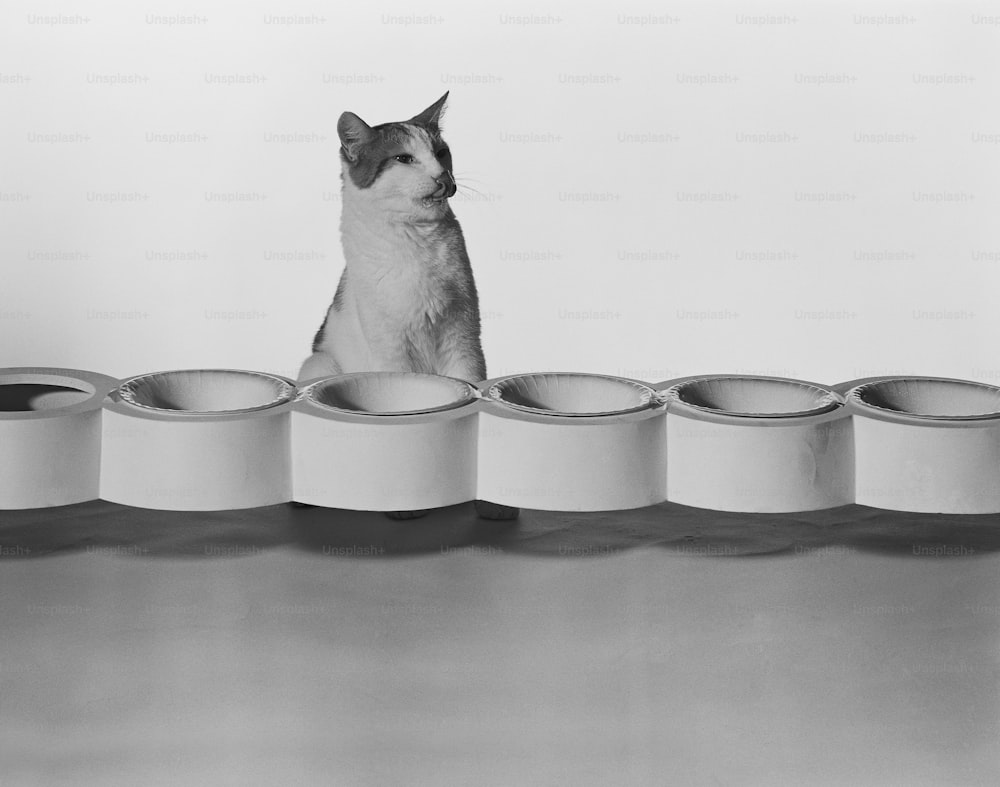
[377,263,449,325]
[355,262,452,372]
[348,233,456,328]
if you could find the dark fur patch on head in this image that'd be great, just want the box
[339,119,452,190]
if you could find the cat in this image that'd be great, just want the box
[299,92,517,521]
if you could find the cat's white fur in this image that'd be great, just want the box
[299,101,485,383]
[297,97,517,521]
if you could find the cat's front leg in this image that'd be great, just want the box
[298,351,342,383]
[436,354,487,384]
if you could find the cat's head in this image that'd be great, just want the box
[337,93,456,218]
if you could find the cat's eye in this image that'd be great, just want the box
[393,154,415,164]
[435,148,449,159]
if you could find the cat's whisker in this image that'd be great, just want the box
[455,183,486,199]
[453,173,489,186]
[453,174,494,200]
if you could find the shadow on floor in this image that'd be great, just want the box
[0,500,997,560]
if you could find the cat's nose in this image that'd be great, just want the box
[432,172,456,199]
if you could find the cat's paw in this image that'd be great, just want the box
[474,500,520,521]
[385,510,430,521]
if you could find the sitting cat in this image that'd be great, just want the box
[299,92,517,521]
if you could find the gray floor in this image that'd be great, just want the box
[2,502,998,786]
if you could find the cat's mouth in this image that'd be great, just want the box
[420,194,450,208]
[423,177,457,204]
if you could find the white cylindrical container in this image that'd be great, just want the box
[292,372,480,510]
[845,376,1000,514]
[660,375,854,513]
[0,367,118,509]
[476,372,667,511]
[100,369,295,510]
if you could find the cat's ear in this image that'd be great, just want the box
[338,111,374,162]
[409,92,449,129]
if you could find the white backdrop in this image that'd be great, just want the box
[2,0,998,384]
